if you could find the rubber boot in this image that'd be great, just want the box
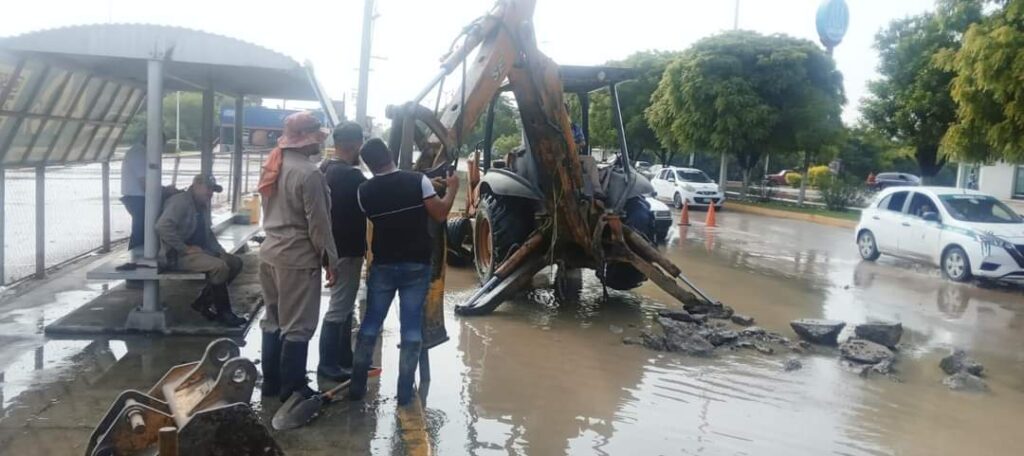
[317,320,351,382]
[339,314,354,370]
[190,284,216,320]
[347,334,377,401]
[396,340,422,406]
[279,340,318,403]
[211,284,246,327]
[260,331,282,398]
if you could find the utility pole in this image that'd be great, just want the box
[719,0,740,190]
[356,0,375,130]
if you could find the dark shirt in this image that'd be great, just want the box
[321,159,368,258]
[357,170,433,264]
[185,211,207,249]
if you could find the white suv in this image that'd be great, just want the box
[855,186,1024,282]
[651,167,724,209]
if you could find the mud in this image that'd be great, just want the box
[2,211,1024,454]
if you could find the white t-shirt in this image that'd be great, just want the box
[121,143,147,197]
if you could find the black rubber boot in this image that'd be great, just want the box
[260,331,282,398]
[347,334,377,401]
[317,320,351,382]
[396,340,422,406]
[211,284,246,327]
[339,314,354,369]
[190,284,216,320]
[279,340,318,403]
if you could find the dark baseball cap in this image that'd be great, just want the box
[333,121,364,143]
[192,174,223,193]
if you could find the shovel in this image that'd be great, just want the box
[271,367,381,431]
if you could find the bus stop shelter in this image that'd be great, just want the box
[0,24,337,332]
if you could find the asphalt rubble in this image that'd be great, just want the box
[628,308,997,393]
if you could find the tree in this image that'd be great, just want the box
[646,31,844,196]
[492,134,521,155]
[861,0,984,181]
[464,95,519,157]
[941,0,1024,163]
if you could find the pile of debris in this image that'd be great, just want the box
[788,319,903,380]
[940,349,988,393]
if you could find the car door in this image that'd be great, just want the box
[652,169,666,198]
[872,191,910,253]
[899,192,945,263]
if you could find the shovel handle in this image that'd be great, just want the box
[321,368,382,401]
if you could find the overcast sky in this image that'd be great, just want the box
[1,0,936,125]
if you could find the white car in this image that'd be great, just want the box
[651,167,724,209]
[855,186,1024,283]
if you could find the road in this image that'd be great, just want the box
[1,210,1023,455]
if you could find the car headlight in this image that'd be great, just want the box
[978,232,1015,250]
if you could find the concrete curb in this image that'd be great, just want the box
[726,201,858,229]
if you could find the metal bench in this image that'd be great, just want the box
[86,215,261,281]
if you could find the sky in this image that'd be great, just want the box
[0,0,937,126]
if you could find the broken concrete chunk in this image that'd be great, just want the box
[790,319,846,346]
[839,339,894,364]
[943,371,989,393]
[871,358,895,375]
[707,329,739,347]
[783,358,802,372]
[665,332,715,357]
[640,332,668,351]
[740,326,767,338]
[730,314,755,326]
[840,359,873,377]
[854,322,903,348]
[753,342,774,355]
[622,337,643,346]
[940,349,984,376]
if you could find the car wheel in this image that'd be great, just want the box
[942,246,972,282]
[673,192,683,209]
[598,197,655,290]
[857,230,881,261]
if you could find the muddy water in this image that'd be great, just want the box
[2,211,1024,455]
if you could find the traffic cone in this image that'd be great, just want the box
[705,203,717,227]
[678,202,691,226]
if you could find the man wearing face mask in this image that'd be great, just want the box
[257,111,338,403]
[155,174,246,326]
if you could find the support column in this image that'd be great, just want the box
[101,161,111,253]
[232,96,244,212]
[201,88,215,177]
[35,166,45,278]
[128,58,166,332]
[719,152,728,190]
[0,169,5,285]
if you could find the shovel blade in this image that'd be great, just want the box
[271,393,326,431]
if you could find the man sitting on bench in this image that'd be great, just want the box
[155,174,246,327]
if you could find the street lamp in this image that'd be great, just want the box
[816,0,849,56]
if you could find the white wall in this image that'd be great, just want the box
[977,163,1017,200]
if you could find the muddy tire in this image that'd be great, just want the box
[673,192,683,209]
[446,217,474,267]
[857,230,880,261]
[599,197,655,290]
[942,246,972,283]
[474,192,535,283]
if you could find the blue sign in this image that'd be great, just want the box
[816,0,849,49]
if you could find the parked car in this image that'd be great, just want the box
[764,169,792,186]
[651,166,724,209]
[855,186,1024,283]
[645,196,673,243]
[868,172,920,191]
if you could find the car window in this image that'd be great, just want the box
[908,193,939,219]
[879,191,908,212]
[939,194,1024,223]
[665,170,675,181]
[676,170,712,183]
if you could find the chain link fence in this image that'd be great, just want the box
[2,150,266,284]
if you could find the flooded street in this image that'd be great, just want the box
[2,210,1024,455]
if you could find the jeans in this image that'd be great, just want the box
[358,262,431,343]
[121,196,145,250]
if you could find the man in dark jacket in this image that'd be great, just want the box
[316,122,366,382]
[155,174,245,326]
[348,138,459,406]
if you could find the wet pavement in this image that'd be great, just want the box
[2,210,1024,455]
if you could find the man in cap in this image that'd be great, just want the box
[258,111,338,402]
[348,138,459,406]
[316,121,366,382]
[155,174,246,326]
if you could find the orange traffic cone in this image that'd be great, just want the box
[705,202,717,227]
[678,202,691,226]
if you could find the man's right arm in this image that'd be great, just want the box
[155,196,189,253]
[424,174,460,223]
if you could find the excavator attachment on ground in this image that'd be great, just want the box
[386,0,730,325]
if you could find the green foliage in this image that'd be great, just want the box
[491,134,521,155]
[465,95,520,157]
[646,31,844,184]
[122,92,256,148]
[861,0,984,178]
[785,172,803,188]
[941,0,1024,163]
[808,165,832,188]
[818,177,864,211]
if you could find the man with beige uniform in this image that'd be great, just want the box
[258,111,338,402]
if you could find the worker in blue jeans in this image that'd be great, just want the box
[347,138,459,406]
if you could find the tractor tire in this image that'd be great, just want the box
[446,217,474,267]
[599,197,656,290]
[474,192,535,283]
